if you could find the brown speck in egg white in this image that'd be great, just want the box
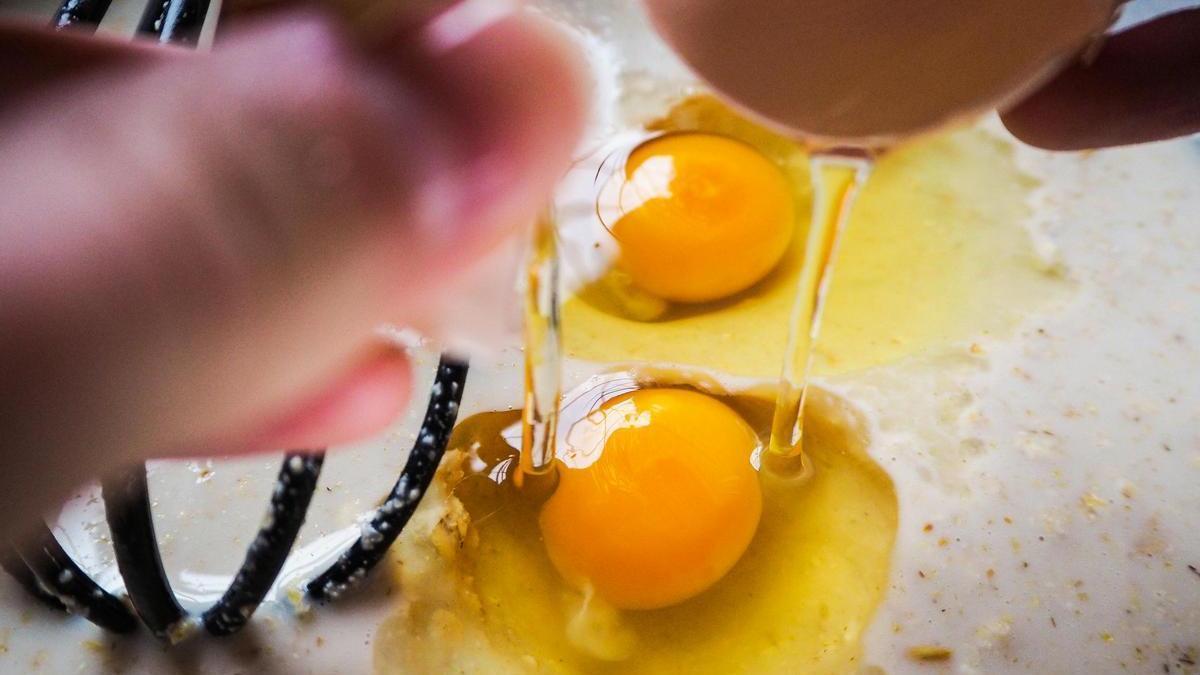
[1135,525,1168,557]
[907,645,953,662]
[923,523,934,533]
[1080,491,1109,515]
[81,639,106,653]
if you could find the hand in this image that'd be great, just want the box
[0,5,585,527]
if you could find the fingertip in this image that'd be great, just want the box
[455,10,591,184]
[1000,105,1086,152]
[375,6,590,251]
[455,12,590,255]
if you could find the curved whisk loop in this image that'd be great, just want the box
[4,356,465,639]
[306,357,467,601]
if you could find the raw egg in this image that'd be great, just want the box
[385,376,897,673]
[539,387,762,610]
[376,94,1057,675]
[564,95,1068,377]
[605,133,795,304]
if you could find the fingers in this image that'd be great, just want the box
[0,20,164,105]
[223,346,413,453]
[0,5,586,522]
[1002,8,1200,150]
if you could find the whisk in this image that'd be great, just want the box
[2,0,468,643]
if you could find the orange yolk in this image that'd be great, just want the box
[539,388,763,610]
[609,133,795,303]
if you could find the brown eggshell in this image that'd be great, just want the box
[641,0,1119,144]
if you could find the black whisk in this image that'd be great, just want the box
[3,0,468,643]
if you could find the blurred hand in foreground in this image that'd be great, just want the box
[1,2,1197,527]
[0,4,586,526]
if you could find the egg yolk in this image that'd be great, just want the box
[608,133,795,304]
[539,388,762,610]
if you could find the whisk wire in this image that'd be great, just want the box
[102,465,189,641]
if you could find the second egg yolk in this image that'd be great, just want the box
[609,133,795,304]
[539,388,762,610]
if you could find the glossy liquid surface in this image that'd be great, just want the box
[767,154,871,468]
[563,97,1066,378]
[376,382,897,674]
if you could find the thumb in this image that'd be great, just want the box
[0,7,586,519]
